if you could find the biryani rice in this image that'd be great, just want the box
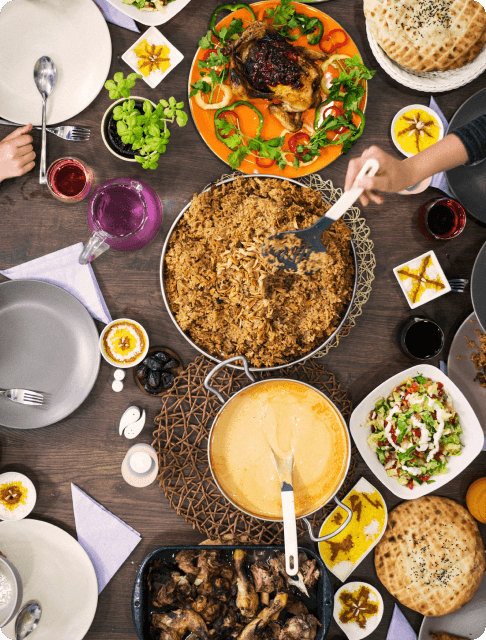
[164,177,354,367]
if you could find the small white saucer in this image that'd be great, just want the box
[0,472,36,521]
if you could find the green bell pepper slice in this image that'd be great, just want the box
[351,109,365,140]
[210,4,256,41]
[214,100,263,147]
[295,13,324,45]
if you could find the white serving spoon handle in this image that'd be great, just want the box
[324,157,380,221]
[282,487,299,576]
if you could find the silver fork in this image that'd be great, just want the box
[449,278,469,293]
[0,118,90,141]
[0,388,44,406]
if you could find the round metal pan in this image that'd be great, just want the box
[0,280,100,429]
[472,240,486,332]
[159,174,358,372]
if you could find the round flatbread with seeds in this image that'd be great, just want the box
[374,496,485,616]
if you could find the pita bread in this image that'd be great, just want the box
[375,496,485,617]
[364,0,486,71]
[430,633,469,640]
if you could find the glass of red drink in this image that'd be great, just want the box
[47,157,93,203]
[418,197,466,241]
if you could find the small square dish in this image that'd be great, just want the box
[393,250,451,309]
[104,0,191,26]
[122,27,183,88]
[349,364,484,499]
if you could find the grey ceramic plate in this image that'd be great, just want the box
[446,88,486,224]
[0,280,100,429]
[472,241,486,333]
[447,312,486,435]
[418,574,486,640]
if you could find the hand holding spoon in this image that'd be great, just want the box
[15,600,42,640]
[33,56,57,184]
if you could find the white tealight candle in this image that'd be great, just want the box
[129,452,152,474]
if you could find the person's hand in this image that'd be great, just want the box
[345,146,412,206]
[0,124,36,184]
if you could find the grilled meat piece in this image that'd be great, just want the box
[222,21,326,133]
[250,562,276,594]
[192,595,226,625]
[237,593,288,640]
[234,550,260,618]
[278,614,320,640]
[153,609,209,640]
[175,550,199,578]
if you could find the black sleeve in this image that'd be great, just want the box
[453,113,486,165]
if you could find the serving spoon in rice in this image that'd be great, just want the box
[263,158,379,274]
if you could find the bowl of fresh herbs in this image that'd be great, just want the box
[101,72,188,170]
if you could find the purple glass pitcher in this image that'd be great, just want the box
[79,177,163,264]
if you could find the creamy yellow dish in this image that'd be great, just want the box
[209,379,349,519]
[103,321,146,364]
[394,109,440,154]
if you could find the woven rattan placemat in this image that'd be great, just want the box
[153,355,358,544]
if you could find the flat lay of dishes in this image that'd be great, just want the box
[0,1,486,640]
[188,2,373,176]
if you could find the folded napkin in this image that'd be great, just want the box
[93,0,140,32]
[386,604,417,640]
[71,484,142,593]
[0,243,112,325]
[429,97,454,198]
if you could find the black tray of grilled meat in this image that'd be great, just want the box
[132,545,333,640]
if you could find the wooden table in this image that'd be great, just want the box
[0,1,485,638]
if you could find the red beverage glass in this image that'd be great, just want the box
[47,157,93,203]
[418,197,466,241]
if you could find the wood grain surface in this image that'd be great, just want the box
[0,1,485,639]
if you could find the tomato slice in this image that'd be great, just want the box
[202,48,217,61]
[407,479,415,490]
[255,151,275,168]
[288,132,310,157]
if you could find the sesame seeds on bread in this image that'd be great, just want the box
[364,0,486,72]
[374,496,485,616]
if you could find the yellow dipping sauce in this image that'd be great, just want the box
[209,379,349,520]
[134,40,171,77]
[394,109,440,155]
[103,321,146,364]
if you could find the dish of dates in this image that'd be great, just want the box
[134,347,183,396]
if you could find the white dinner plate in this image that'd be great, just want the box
[104,0,192,26]
[419,574,486,640]
[0,0,112,125]
[0,519,98,640]
[349,364,485,499]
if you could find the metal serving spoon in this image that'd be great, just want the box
[15,600,42,640]
[33,56,57,184]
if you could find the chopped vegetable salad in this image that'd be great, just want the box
[366,374,463,490]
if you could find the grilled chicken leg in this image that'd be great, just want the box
[237,593,288,640]
[234,549,260,618]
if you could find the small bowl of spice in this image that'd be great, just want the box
[100,318,149,369]
[133,346,183,396]
[0,555,22,628]
[333,581,384,640]
[0,472,36,521]
[391,104,444,158]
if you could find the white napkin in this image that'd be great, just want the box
[0,243,112,325]
[71,484,142,593]
[93,0,140,32]
[386,605,417,640]
[429,97,454,197]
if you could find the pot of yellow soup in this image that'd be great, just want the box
[204,356,353,542]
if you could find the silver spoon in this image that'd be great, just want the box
[33,56,57,184]
[14,600,42,640]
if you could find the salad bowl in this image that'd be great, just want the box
[350,364,484,499]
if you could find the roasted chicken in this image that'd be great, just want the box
[149,549,321,640]
[222,21,326,133]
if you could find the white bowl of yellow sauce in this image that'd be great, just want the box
[99,318,149,369]
[391,104,444,158]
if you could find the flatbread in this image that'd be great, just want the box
[364,0,486,71]
[444,25,486,69]
[430,633,469,640]
[374,496,485,616]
